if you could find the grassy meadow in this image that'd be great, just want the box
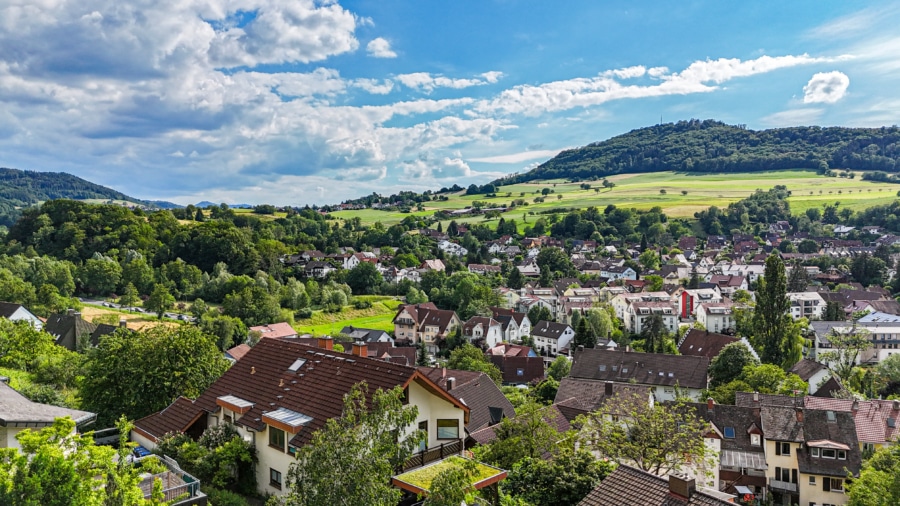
[294,297,402,336]
[331,170,899,227]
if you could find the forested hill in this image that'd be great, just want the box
[493,119,900,184]
[0,167,147,227]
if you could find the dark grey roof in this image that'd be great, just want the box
[339,326,390,342]
[678,330,738,359]
[0,381,96,428]
[578,465,732,506]
[571,348,709,390]
[0,302,25,318]
[685,402,764,455]
[554,377,650,413]
[760,406,805,442]
[532,321,572,339]
[796,409,861,477]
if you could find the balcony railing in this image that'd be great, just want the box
[769,479,797,493]
[137,455,202,504]
[402,439,463,471]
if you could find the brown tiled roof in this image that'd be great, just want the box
[466,403,572,446]
[366,343,417,365]
[578,465,733,506]
[133,397,204,442]
[418,367,514,432]
[462,316,500,336]
[788,358,828,382]
[735,392,803,409]
[490,307,527,327]
[394,303,457,334]
[489,355,545,384]
[571,348,709,390]
[554,377,650,413]
[226,344,252,361]
[487,343,534,357]
[678,329,738,359]
[248,322,297,339]
[135,339,468,446]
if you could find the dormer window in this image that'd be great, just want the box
[750,434,761,446]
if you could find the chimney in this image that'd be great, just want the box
[605,382,613,396]
[668,473,695,499]
[795,407,804,423]
[447,377,456,391]
[119,319,128,328]
[753,391,759,403]
[67,308,75,316]
[852,400,859,413]
[352,341,367,357]
[707,397,715,411]
[894,400,900,411]
[317,337,333,351]
[442,367,447,379]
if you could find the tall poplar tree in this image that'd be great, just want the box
[752,255,800,369]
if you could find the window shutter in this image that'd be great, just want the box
[823,477,830,492]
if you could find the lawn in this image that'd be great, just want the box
[328,169,898,227]
[295,297,402,336]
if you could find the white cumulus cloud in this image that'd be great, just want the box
[366,37,397,58]
[803,71,850,103]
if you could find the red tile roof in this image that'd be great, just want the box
[248,322,297,339]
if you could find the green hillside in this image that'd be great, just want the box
[0,167,153,227]
[494,119,900,185]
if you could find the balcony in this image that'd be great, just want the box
[769,479,797,493]
[137,455,206,505]
[402,439,463,472]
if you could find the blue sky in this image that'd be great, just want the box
[0,1,897,205]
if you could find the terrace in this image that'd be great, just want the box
[393,456,507,506]
[136,454,206,505]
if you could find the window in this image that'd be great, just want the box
[774,467,791,482]
[822,449,836,459]
[811,447,820,457]
[270,468,282,489]
[776,442,791,456]
[823,478,843,492]
[269,426,286,452]
[437,419,459,439]
[724,427,735,439]
[838,450,846,460]
[750,434,761,446]
[224,414,232,424]
[516,368,524,376]
[809,476,816,485]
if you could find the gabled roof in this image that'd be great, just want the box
[467,403,572,446]
[134,339,469,447]
[554,377,650,413]
[571,348,709,390]
[685,401,763,455]
[678,329,738,359]
[339,326,391,342]
[488,355,545,384]
[43,313,97,343]
[804,397,900,444]
[418,367,514,433]
[796,409,861,477]
[249,322,297,339]
[0,301,27,318]
[462,316,500,336]
[788,358,828,382]
[225,343,252,361]
[578,465,733,506]
[532,321,572,339]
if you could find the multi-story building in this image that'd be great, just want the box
[392,302,460,354]
[531,321,574,357]
[787,292,827,321]
[625,301,679,335]
[696,302,736,334]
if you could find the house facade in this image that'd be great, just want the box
[131,339,469,497]
[531,321,574,357]
[392,302,460,354]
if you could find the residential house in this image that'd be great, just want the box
[421,259,446,272]
[339,326,392,343]
[225,343,251,362]
[600,264,637,281]
[787,292,827,321]
[490,307,531,342]
[516,260,541,277]
[249,322,298,340]
[789,359,831,395]
[392,302,460,354]
[804,397,900,454]
[1,380,96,449]
[417,367,515,434]
[678,329,739,360]
[303,261,334,279]
[696,302,736,334]
[625,301,679,335]
[0,302,43,330]
[553,378,651,414]
[610,291,671,321]
[578,465,734,506]
[467,264,501,276]
[570,348,709,402]
[496,288,521,309]
[132,338,470,497]
[461,316,504,348]
[681,288,723,319]
[708,275,748,297]
[531,321,574,357]
[437,240,468,257]
[488,352,545,386]
[44,310,98,352]
[690,400,767,498]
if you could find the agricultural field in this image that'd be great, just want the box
[294,297,402,336]
[330,170,899,227]
[80,304,178,330]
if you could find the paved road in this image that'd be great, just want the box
[78,298,197,323]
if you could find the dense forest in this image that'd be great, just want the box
[0,167,169,227]
[494,119,900,184]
